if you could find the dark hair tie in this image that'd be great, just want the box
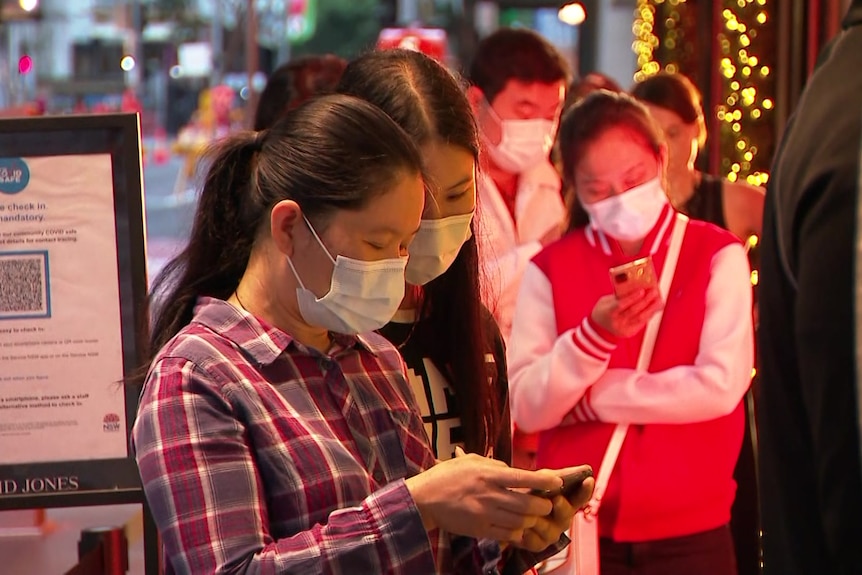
[253,130,267,151]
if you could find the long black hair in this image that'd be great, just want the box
[144,94,424,368]
[337,49,507,460]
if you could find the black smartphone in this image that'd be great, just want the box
[530,468,594,499]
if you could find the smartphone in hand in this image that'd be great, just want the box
[609,256,657,299]
[530,468,594,499]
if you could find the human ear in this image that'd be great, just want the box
[657,144,670,175]
[466,85,486,116]
[270,200,302,258]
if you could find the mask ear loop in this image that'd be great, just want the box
[481,95,505,129]
[286,214,336,291]
[301,215,337,265]
[286,257,307,290]
[422,179,441,220]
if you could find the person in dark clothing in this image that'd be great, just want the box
[253,54,347,131]
[566,72,623,108]
[758,3,862,574]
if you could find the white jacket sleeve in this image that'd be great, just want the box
[574,243,754,425]
[508,263,620,433]
[480,239,543,305]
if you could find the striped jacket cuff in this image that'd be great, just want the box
[570,388,600,422]
[572,315,619,361]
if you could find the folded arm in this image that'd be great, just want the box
[572,244,754,424]
[508,264,620,433]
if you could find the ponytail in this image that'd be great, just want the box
[146,132,262,362]
[136,94,425,381]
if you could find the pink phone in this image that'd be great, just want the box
[609,256,657,299]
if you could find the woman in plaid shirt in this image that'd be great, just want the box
[133,94,592,574]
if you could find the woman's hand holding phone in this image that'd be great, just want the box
[592,257,663,338]
[591,287,663,339]
[516,466,595,551]
[404,450,562,545]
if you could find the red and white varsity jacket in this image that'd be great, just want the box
[508,205,754,542]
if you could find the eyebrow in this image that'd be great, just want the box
[514,97,535,104]
[580,162,647,182]
[444,176,474,191]
[368,223,422,236]
[624,162,648,176]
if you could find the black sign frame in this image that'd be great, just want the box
[0,113,157,573]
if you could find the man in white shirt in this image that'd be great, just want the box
[466,28,570,471]
[466,28,571,342]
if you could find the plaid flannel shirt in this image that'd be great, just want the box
[133,298,561,574]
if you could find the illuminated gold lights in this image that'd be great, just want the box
[632,0,662,82]
[632,1,773,188]
[718,2,773,187]
[747,234,759,250]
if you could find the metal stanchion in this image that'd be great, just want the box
[64,525,129,575]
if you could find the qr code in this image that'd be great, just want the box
[0,251,51,319]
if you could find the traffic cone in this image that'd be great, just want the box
[152,127,170,165]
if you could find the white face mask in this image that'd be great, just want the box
[483,102,556,174]
[405,212,474,285]
[287,216,407,334]
[581,175,668,241]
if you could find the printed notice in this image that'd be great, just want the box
[0,155,127,464]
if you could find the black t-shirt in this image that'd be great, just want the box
[378,308,511,463]
[684,173,727,229]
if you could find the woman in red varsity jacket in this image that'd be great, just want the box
[508,91,754,575]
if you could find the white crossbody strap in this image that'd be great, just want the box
[588,213,689,514]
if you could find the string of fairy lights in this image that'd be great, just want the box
[632,0,682,82]
[717,1,772,188]
[632,0,660,81]
[632,0,771,300]
[632,0,774,188]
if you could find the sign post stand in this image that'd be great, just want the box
[0,113,157,574]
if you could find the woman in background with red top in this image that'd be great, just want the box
[508,91,754,574]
